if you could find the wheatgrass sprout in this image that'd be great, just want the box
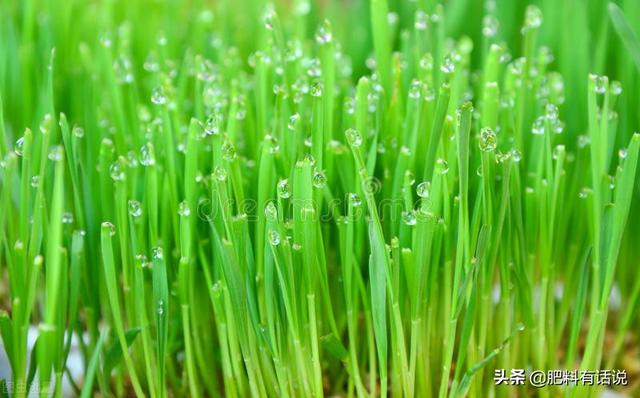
[0,0,640,397]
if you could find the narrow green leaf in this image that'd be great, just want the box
[455,324,525,397]
[609,2,640,72]
[80,332,106,398]
[320,334,349,361]
[103,328,141,378]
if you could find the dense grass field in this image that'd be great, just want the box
[1,0,640,397]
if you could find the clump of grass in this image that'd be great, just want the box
[0,0,640,397]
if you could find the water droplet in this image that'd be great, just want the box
[100,35,112,48]
[178,201,191,217]
[48,145,63,161]
[127,151,138,168]
[263,9,275,30]
[522,5,543,33]
[31,175,39,188]
[408,80,422,99]
[277,179,291,199]
[143,53,160,72]
[417,181,431,198]
[268,229,281,246]
[102,222,116,236]
[436,158,449,175]
[287,0,308,15]
[482,15,499,37]
[479,127,497,152]
[40,114,53,135]
[313,171,327,188]
[72,126,85,138]
[152,246,163,259]
[151,87,167,105]
[578,135,590,148]
[157,299,165,315]
[310,81,323,97]
[539,46,554,65]
[387,11,399,24]
[315,20,332,44]
[266,135,280,154]
[419,53,433,70]
[344,97,356,114]
[545,104,559,120]
[531,116,545,135]
[109,159,126,181]
[349,193,362,207]
[402,210,417,226]
[264,201,278,220]
[157,33,167,47]
[303,154,316,166]
[204,114,221,136]
[14,137,25,156]
[440,57,455,75]
[140,143,156,166]
[212,280,223,294]
[272,84,288,98]
[552,145,565,160]
[221,140,237,161]
[288,113,300,131]
[61,212,74,224]
[618,148,628,159]
[306,58,322,77]
[551,119,564,134]
[405,170,416,185]
[345,128,362,148]
[129,200,142,217]
[114,55,134,84]
[509,149,522,162]
[593,75,607,94]
[214,166,228,182]
[135,254,151,268]
[608,175,615,190]
[610,81,622,96]
[578,187,592,199]
[415,11,428,30]
[495,151,510,163]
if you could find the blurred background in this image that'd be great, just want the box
[1,0,639,130]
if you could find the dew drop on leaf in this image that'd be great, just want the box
[178,200,191,217]
[277,179,291,199]
[102,222,116,236]
[345,128,362,148]
[268,229,281,246]
[129,200,142,218]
